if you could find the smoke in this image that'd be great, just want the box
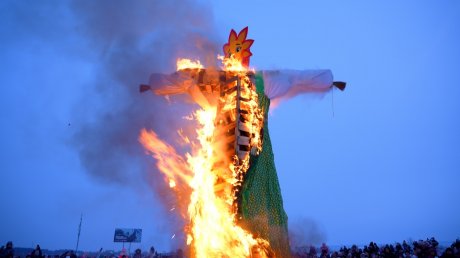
[69,0,220,188]
[62,2,222,249]
[289,217,327,248]
[0,0,221,250]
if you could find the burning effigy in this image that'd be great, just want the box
[139,27,345,258]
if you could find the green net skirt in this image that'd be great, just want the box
[237,74,291,257]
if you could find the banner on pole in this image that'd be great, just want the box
[113,228,142,243]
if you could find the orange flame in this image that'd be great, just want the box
[140,55,269,257]
[177,58,203,71]
[218,54,247,72]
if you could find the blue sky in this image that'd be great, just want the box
[1,0,459,253]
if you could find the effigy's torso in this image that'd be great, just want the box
[177,68,291,257]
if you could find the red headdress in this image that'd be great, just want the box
[223,27,254,67]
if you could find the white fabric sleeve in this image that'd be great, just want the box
[262,69,333,100]
[148,72,194,95]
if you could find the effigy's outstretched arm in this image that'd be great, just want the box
[140,72,193,95]
[140,70,218,109]
[141,68,226,95]
[262,69,346,102]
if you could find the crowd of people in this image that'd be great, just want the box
[1,238,459,258]
[0,243,182,258]
[292,238,460,258]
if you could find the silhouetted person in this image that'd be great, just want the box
[133,249,142,258]
[321,243,330,258]
[440,248,455,258]
[148,246,156,258]
[31,245,43,258]
[0,241,14,258]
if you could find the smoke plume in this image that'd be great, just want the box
[69,0,220,188]
[289,217,328,248]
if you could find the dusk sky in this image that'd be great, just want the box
[1,0,459,253]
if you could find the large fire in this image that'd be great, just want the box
[176,58,204,70]
[139,57,269,257]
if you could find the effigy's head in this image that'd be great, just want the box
[223,26,254,67]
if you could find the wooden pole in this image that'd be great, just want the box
[75,213,83,255]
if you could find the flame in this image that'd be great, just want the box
[177,58,203,70]
[140,55,269,257]
[218,54,252,72]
